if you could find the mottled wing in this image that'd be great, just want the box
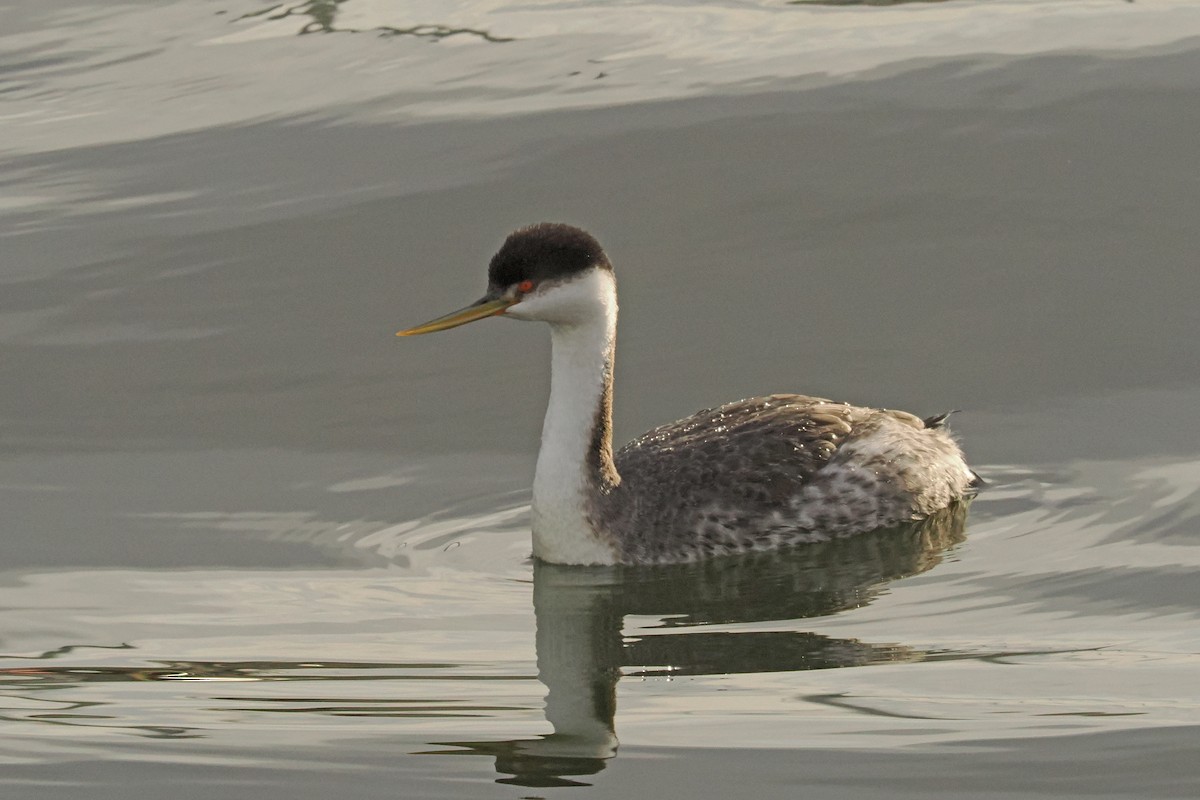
[608,394,876,560]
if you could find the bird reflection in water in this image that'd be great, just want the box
[425,501,970,787]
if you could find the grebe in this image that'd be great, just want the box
[398,223,976,565]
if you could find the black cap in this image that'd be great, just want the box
[488,223,612,291]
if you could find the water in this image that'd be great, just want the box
[2,1,1199,796]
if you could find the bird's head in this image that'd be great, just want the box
[397,223,615,336]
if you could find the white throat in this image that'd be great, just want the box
[519,270,620,565]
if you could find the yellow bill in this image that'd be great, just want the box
[396,296,517,336]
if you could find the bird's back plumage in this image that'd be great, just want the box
[593,394,974,563]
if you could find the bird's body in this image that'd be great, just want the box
[399,223,976,565]
[605,395,971,563]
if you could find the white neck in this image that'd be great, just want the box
[523,271,620,565]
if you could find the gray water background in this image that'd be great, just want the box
[2,1,1199,797]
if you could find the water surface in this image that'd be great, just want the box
[2,1,1199,797]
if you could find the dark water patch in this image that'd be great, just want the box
[0,51,78,77]
[232,1,514,42]
[623,633,1076,677]
[0,643,135,661]
[0,658,494,688]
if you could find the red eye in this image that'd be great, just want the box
[517,280,535,293]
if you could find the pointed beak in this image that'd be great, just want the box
[396,295,518,336]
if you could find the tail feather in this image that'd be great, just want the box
[922,409,961,429]
[967,469,986,491]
